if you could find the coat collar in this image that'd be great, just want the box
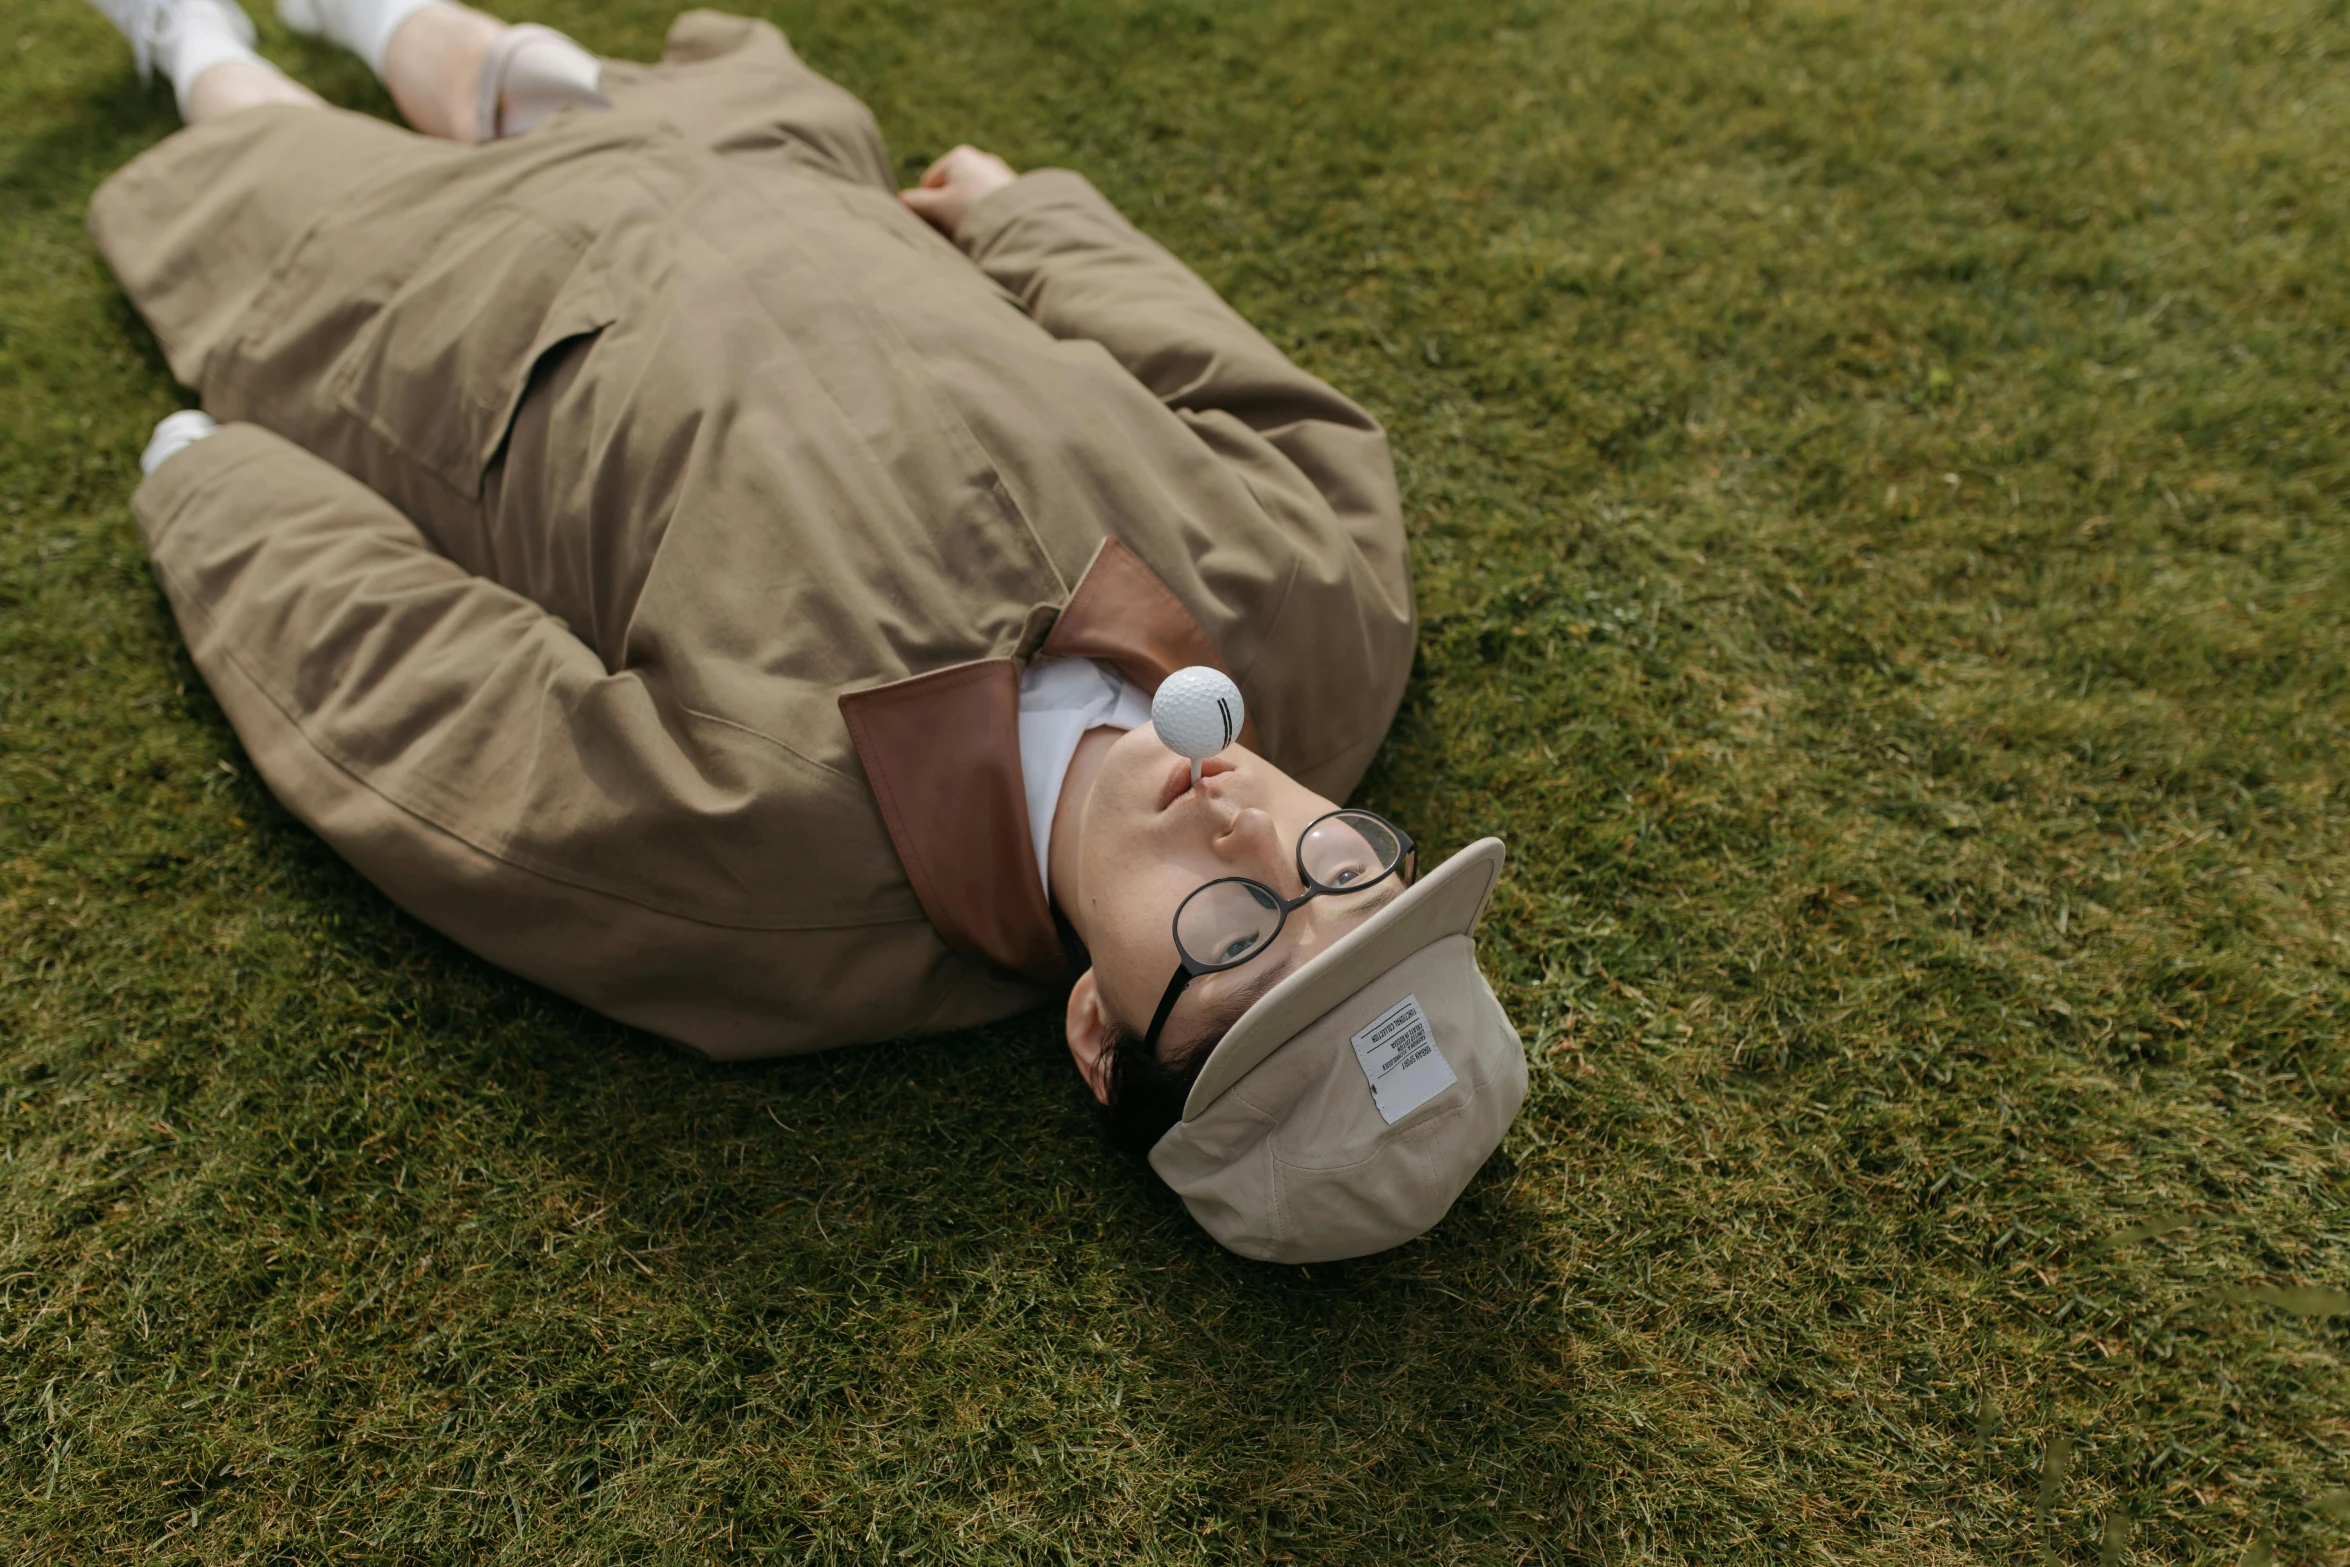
[837,538,1260,985]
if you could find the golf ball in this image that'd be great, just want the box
[1152,666,1245,761]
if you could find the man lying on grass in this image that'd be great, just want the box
[78,0,1527,1261]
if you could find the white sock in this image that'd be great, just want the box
[276,0,436,77]
[164,0,271,112]
[89,0,272,109]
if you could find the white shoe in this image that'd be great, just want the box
[88,0,254,83]
[474,22,606,141]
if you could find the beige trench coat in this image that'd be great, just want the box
[90,11,1414,1058]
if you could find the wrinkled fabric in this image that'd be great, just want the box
[92,10,1413,1057]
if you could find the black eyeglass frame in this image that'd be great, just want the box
[1141,809,1417,1053]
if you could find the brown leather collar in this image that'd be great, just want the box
[838,538,1259,985]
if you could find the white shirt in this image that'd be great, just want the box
[1017,657,1152,894]
[139,412,1136,898]
[142,409,218,474]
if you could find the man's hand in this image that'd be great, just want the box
[899,146,1018,240]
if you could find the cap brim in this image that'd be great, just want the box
[1178,837,1507,1121]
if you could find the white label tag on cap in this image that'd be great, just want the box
[1350,994,1457,1124]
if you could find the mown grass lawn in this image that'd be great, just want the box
[4,0,2348,1560]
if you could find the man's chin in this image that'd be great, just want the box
[1092,723,1179,813]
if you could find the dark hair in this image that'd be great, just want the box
[1097,1022,1214,1155]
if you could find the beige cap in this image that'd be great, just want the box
[1148,838,1527,1263]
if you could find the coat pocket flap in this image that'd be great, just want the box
[330,204,618,498]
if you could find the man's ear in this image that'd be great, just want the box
[1063,969,1115,1106]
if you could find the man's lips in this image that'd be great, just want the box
[1155,753,1237,812]
[1155,757,1195,813]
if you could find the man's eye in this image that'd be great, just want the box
[1219,936,1256,961]
[1330,867,1362,886]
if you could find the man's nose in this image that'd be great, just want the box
[1216,807,1291,878]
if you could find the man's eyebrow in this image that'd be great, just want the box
[1168,881,1405,1061]
[1173,955,1296,1063]
[1345,883,1406,921]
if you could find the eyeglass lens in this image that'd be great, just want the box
[1300,812,1402,890]
[1171,811,1404,970]
[1175,879,1282,967]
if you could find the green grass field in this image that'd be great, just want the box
[4,0,2347,1559]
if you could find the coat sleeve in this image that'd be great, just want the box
[130,422,1022,1057]
[953,169,1416,798]
[954,168,1401,516]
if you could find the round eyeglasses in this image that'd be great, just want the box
[1142,809,1416,1052]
